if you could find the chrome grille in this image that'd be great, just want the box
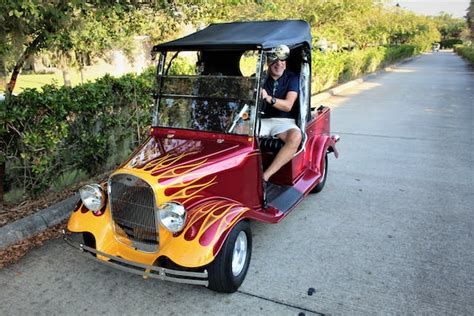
[109,174,159,252]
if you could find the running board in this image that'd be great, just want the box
[266,183,304,214]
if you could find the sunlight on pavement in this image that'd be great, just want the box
[315,81,383,109]
[388,68,415,73]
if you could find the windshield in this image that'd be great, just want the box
[153,51,260,136]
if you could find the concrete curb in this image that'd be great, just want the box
[0,55,418,251]
[0,194,79,250]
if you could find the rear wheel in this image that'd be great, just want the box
[207,221,252,293]
[311,154,328,194]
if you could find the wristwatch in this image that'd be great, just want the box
[271,97,277,105]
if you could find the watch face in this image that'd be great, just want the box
[271,97,276,105]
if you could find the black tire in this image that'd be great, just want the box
[311,154,328,194]
[207,221,252,293]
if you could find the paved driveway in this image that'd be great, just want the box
[1,51,473,315]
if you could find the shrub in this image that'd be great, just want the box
[4,69,155,197]
[312,45,418,93]
[454,45,474,65]
[312,50,347,92]
[51,169,88,192]
[440,39,463,49]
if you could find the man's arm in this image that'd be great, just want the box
[261,90,297,112]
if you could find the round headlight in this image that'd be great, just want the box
[79,184,105,211]
[158,202,186,233]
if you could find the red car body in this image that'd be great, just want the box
[65,20,339,293]
[147,105,337,225]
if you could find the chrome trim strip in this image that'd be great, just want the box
[63,234,208,286]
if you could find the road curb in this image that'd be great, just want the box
[0,194,79,250]
[0,54,419,251]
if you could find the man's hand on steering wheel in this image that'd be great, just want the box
[260,88,270,114]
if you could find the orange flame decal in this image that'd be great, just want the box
[125,138,215,205]
[149,157,217,205]
[183,200,248,247]
[143,152,195,173]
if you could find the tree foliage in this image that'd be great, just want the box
[430,12,467,40]
[469,0,474,38]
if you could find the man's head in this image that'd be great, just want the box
[266,45,289,79]
[267,55,287,79]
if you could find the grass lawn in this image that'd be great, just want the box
[1,68,115,94]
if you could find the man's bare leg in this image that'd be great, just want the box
[263,129,302,182]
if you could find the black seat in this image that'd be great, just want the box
[259,137,284,152]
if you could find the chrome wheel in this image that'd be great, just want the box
[208,221,252,293]
[232,231,248,276]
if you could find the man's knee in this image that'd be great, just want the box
[286,129,302,148]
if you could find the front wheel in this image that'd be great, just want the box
[311,154,328,194]
[207,221,252,293]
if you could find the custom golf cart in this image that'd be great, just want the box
[64,20,339,293]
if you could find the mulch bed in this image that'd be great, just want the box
[0,188,77,269]
[0,187,79,228]
[0,171,110,228]
[0,221,66,269]
[0,172,110,269]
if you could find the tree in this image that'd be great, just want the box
[1,1,77,96]
[467,0,474,39]
[0,0,210,202]
[431,12,467,40]
[0,1,164,203]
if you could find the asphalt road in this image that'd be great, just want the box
[1,51,473,315]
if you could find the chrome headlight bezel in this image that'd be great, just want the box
[79,184,106,211]
[158,202,187,233]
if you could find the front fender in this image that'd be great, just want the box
[160,198,250,268]
[310,135,339,172]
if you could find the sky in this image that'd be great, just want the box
[386,0,470,18]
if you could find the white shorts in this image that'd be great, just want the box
[259,118,300,137]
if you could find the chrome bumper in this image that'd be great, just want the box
[63,232,208,287]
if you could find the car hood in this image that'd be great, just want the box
[115,136,250,191]
[126,136,244,170]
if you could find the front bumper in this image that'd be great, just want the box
[63,231,209,286]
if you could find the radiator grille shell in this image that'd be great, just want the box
[109,174,159,252]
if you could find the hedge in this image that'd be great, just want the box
[3,46,419,200]
[441,39,463,49]
[312,45,418,93]
[454,45,474,65]
[3,70,155,200]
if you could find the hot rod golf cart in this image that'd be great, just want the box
[64,20,339,293]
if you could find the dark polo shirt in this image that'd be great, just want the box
[262,70,299,119]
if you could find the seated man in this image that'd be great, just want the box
[260,53,302,182]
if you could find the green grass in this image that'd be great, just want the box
[1,69,111,94]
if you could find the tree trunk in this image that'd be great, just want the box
[6,34,45,97]
[0,57,6,92]
[80,67,85,84]
[3,34,45,202]
[62,68,72,87]
[0,37,7,203]
[0,162,4,204]
[0,32,7,93]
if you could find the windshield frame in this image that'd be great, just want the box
[152,50,264,137]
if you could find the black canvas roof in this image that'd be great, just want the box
[153,20,312,51]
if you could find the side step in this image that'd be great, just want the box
[266,182,304,214]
